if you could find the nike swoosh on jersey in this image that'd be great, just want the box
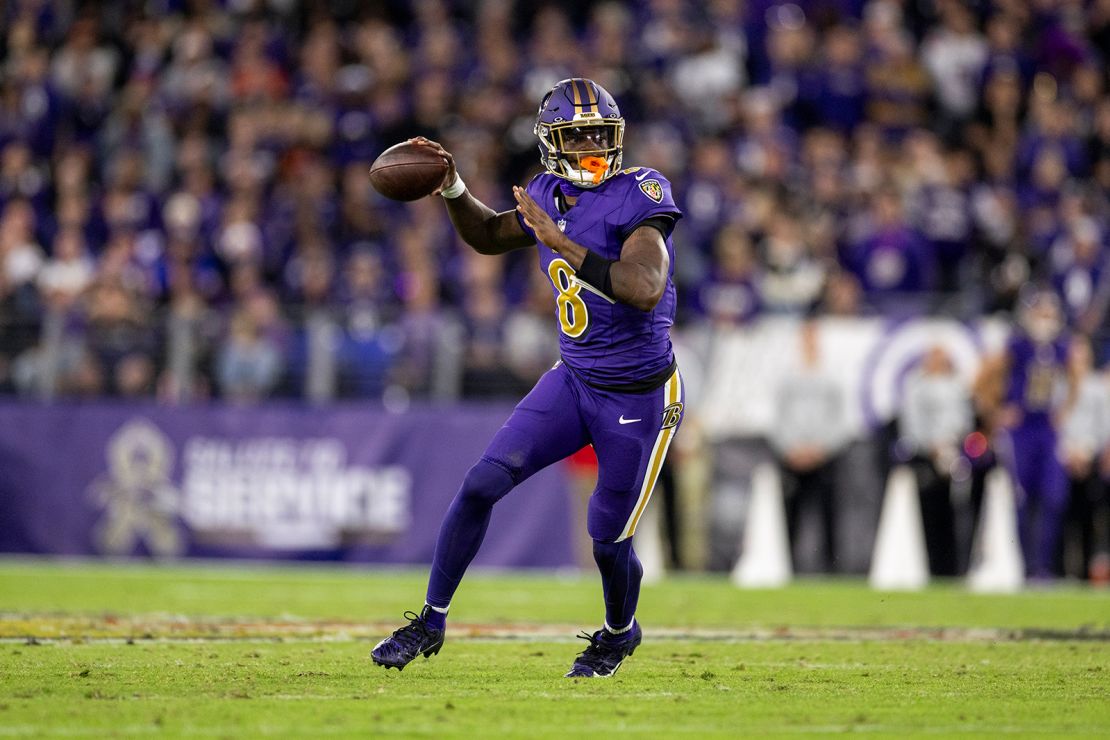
[635,171,650,181]
[618,416,642,424]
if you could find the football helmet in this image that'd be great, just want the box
[1017,285,1064,344]
[535,78,624,188]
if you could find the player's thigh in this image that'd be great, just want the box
[1003,427,1041,498]
[482,364,590,484]
[1040,445,1070,512]
[587,368,684,542]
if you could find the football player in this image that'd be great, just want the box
[372,78,684,677]
[976,288,1072,578]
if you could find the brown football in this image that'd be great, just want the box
[368,142,450,201]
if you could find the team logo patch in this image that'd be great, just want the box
[661,402,683,429]
[639,179,663,203]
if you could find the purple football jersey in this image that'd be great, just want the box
[1005,333,1069,423]
[518,167,682,388]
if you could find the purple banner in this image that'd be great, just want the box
[0,401,575,568]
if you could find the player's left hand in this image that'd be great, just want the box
[513,186,566,251]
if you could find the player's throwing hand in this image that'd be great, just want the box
[408,136,457,195]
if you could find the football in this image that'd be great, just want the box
[368,142,450,201]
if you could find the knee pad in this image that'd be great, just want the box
[456,458,515,508]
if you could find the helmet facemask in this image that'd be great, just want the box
[535,119,624,188]
[1021,294,1063,344]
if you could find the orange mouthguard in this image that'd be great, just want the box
[580,156,609,184]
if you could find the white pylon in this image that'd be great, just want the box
[967,467,1025,593]
[869,465,930,591]
[732,462,793,588]
[636,490,666,584]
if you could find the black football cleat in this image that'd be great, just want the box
[371,607,445,671]
[565,621,642,678]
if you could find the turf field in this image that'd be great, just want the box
[1,560,1108,737]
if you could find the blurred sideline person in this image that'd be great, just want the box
[898,345,973,576]
[372,79,684,678]
[1057,337,1110,580]
[978,290,1072,579]
[767,319,847,573]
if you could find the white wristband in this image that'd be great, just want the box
[440,172,466,199]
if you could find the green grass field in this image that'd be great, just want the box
[1,560,1108,737]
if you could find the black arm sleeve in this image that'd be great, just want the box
[620,214,678,242]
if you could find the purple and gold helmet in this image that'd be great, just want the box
[1018,285,1064,344]
[534,78,624,188]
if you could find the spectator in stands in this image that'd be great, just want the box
[735,89,797,182]
[843,187,934,312]
[159,260,216,403]
[50,17,118,105]
[37,227,93,311]
[503,266,560,388]
[898,345,973,576]
[0,244,41,394]
[392,263,458,399]
[760,211,825,314]
[921,0,988,134]
[1091,97,1110,192]
[1052,216,1109,334]
[337,163,388,252]
[768,320,848,573]
[696,225,762,326]
[82,278,157,398]
[460,277,523,398]
[337,248,399,399]
[0,199,43,295]
[865,22,930,137]
[968,67,1025,156]
[2,43,62,160]
[911,146,975,294]
[681,138,736,258]
[981,12,1033,89]
[216,307,283,403]
[0,141,47,211]
[799,24,866,135]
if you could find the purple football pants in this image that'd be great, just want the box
[1002,423,1068,577]
[425,361,684,611]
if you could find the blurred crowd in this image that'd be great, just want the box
[0,0,1107,401]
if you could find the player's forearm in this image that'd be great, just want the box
[443,192,531,255]
[610,261,665,311]
[549,235,664,312]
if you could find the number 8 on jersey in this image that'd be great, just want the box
[547,258,589,339]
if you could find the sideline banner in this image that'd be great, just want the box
[690,316,1008,441]
[0,402,575,567]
